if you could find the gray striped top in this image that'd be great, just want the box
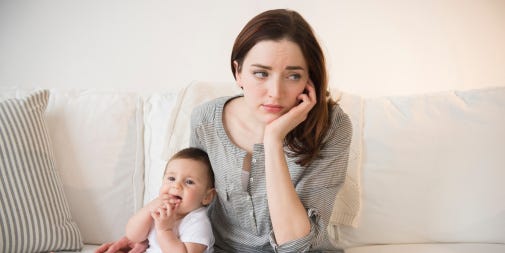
[190,95,351,252]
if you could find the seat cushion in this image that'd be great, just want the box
[56,244,100,253]
[345,243,505,253]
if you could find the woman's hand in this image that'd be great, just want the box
[264,81,317,142]
[263,81,315,244]
[94,236,148,253]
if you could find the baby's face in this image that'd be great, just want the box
[159,158,214,216]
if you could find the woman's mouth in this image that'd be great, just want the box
[262,104,283,113]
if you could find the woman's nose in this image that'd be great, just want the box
[267,78,282,98]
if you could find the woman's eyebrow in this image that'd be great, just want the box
[251,64,305,71]
[251,64,272,70]
[286,66,305,70]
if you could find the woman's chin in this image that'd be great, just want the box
[262,115,280,125]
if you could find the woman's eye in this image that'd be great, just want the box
[253,71,268,78]
[287,73,301,81]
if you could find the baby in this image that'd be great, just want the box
[126,147,215,253]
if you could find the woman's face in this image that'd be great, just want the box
[235,39,308,125]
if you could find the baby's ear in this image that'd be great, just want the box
[202,188,216,206]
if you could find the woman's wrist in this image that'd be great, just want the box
[263,128,284,146]
[263,137,284,154]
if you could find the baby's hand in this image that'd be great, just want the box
[159,193,182,206]
[151,202,178,231]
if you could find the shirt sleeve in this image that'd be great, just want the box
[268,208,319,252]
[178,209,214,249]
[270,105,353,252]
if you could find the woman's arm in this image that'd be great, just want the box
[270,103,352,251]
[263,137,310,243]
[93,236,148,253]
[263,84,317,244]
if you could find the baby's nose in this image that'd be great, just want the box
[170,182,182,189]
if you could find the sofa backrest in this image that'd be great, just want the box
[3,84,504,247]
[144,81,242,204]
[338,87,505,247]
[1,89,147,244]
[48,90,146,244]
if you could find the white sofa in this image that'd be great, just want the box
[1,82,504,253]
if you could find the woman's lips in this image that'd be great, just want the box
[262,104,283,113]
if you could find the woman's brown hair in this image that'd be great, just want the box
[231,9,336,166]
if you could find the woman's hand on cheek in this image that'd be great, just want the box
[264,81,317,141]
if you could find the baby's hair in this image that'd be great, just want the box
[165,147,215,188]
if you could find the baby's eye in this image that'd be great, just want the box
[167,176,176,182]
[287,73,301,81]
[185,179,195,185]
[253,71,268,78]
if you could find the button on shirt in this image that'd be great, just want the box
[190,95,352,252]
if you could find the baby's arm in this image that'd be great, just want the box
[154,204,207,253]
[125,198,163,243]
[157,230,207,253]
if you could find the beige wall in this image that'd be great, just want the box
[1,0,504,97]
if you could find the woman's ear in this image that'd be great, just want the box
[233,60,243,88]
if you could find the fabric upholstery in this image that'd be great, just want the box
[0,90,83,252]
[338,87,505,247]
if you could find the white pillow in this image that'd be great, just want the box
[328,89,364,240]
[339,87,505,247]
[45,90,144,244]
[142,91,179,204]
[143,81,241,204]
[161,81,242,162]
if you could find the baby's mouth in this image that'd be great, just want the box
[170,194,182,201]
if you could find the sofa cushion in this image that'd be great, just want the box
[345,243,505,253]
[142,81,242,204]
[161,81,242,162]
[56,244,101,253]
[328,89,364,242]
[0,90,83,252]
[338,87,505,247]
[142,92,179,204]
[156,82,364,233]
[44,90,144,244]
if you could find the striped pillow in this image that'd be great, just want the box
[0,90,83,252]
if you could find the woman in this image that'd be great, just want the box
[96,8,351,253]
